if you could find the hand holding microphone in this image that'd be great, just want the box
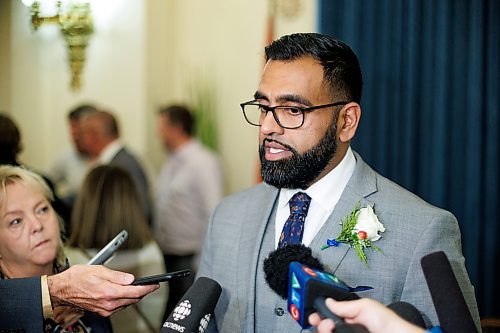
[263,244,369,330]
[263,245,427,333]
[310,249,477,333]
[309,298,427,333]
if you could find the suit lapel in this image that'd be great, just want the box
[236,184,280,332]
[309,152,378,273]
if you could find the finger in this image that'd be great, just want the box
[92,265,135,285]
[52,306,81,321]
[89,292,157,317]
[104,283,159,300]
[308,312,322,326]
[317,318,335,333]
[324,298,365,318]
[52,311,84,327]
[61,313,84,328]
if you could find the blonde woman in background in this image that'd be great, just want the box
[0,165,112,332]
[66,165,167,333]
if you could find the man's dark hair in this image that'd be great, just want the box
[159,105,195,135]
[94,110,120,138]
[68,104,97,121]
[265,33,362,103]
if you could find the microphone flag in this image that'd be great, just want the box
[288,262,368,328]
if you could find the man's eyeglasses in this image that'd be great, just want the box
[240,100,349,129]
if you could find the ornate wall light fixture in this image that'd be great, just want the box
[22,0,94,91]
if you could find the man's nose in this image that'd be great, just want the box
[260,111,284,135]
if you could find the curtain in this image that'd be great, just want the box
[320,0,499,317]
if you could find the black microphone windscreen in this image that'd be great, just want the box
[421,251,478,333]
[161,277,222,333]
[387,301,426,329]
[263,244,324,299]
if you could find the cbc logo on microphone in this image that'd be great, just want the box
[167,299,212,333]
[199,314,211,333]
[173,300,192,321]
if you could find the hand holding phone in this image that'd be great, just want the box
[132,269,191,285]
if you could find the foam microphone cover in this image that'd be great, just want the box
[263,244,323,299]
[421,251,478,333]
[161,277,222,333]
[387,301,426,328]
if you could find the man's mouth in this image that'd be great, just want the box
[263,139,293,161]
[269,147,285,154]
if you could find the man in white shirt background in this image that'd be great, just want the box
[154,104,224,321]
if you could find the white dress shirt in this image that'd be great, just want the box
[97,139,124,164]
[48,150,90,200]
[154,140,224,255]
[275,147,356,248]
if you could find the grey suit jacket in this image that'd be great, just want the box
[0,277,42,332]
[197,152,481,332]
[110,147,153,224]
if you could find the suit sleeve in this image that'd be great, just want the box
[400,211,481,331]
[196,208,219,333]
[0,277,44,331]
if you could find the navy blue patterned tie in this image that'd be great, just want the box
[278,192,312,248]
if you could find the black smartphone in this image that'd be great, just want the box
[132,269,191,285]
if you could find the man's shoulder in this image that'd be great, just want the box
[111,146,132,160]
[110,147,143,167]
[51,150,86,169]
[188,141,222,163]
[215,183,276,211]
[373,171,452,218]
[354,152,451,217]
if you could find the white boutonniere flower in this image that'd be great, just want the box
[322,202,384,267]
[353,205,385,242]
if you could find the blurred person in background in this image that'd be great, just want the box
[66,165,167,333]
[0,165,112,332]
[0,113,71,236]
[155,104,224,321]
[78,110,153,225]
[48,104,97,210]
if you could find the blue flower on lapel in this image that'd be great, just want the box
[321,202,385,267]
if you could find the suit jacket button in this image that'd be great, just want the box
[275,307,285,316]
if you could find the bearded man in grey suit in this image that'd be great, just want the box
[197,33,480,332]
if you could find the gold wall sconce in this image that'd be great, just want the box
[22,0,94,91]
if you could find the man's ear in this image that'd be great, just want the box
[338,102,361,143]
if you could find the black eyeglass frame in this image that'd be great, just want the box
[240,100,350,129]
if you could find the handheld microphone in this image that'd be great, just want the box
[263,245,369,329]
[387,301,426,328]
[160,277,222,333]
[421,251,478,333]
[322,300,426,333]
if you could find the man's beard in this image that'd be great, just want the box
[259,121,338,190]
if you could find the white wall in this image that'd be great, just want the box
[3,0,317,195]
[8,0,148,167]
